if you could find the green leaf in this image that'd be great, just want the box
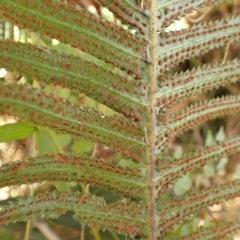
[234,163,240,179]
[203,164,215,177]
[98,0,147,35]
[173,175,192,196]
[156,135,240,187]
[215,126,226,142]
[0,40,148,121]
[158,180,240,233]
[158,17,240,72]
[0,154,145,200]
[1,0,240,239]
[0,191,145,236]
[0,84,145,161]
[34,127,60,154]
[71,139,93,154]
[54,182,71,193]
[216,157,228,175]
[117,159,141,170]
[156,60,240,111]
[0,122,34,142]
[205,130,215,147]
[0,0,147,78]
[177,218,240,240]
[157,96,240,152]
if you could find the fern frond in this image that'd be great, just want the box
[157,0,228,28]
[0,40,148,121]
[175,218,240,240]
[0,84,145,161]
[97,0,148,35]
[156,95,240,152]
[158,17,240,73]
[0,191,145,236]
[0,0,240,239]
[0,0,148,78]
[155,135,240,188]
[156,60,240,111]
[157,180,240,235]
[0,154,145,199]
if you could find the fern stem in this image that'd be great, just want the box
[24,138,34,240]
[24,186,34,240]
[148,1,158,239]
[24,219,32,240]
[90,228,101,240]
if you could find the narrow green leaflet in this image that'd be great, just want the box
[156,95,240,152]
[156,60,240,112]
[0,84,145,161]
[0,40,148,121]
[0,191,145,236]
[0,154,145,199]
[97,0,148,36]
[157,180,240,237]
[0,0,147,79]
[0,122,34,143]
[155,135,240,189]
[158,17,240,73]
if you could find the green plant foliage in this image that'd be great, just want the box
[0,0,240,240]
[0,122,34,142]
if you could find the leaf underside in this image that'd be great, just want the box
[0,0,240,239]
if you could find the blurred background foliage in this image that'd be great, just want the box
[0,0,240,239]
